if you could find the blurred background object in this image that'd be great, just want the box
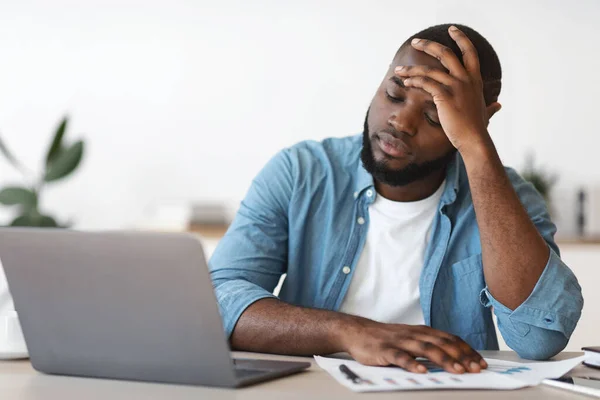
[188,202,230,238]
[0,116,85,227]
[577,186,600,239]
[520,152,558,215]
[134,201,230,236]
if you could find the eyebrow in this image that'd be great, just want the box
[388,76,437,110]
[390,75,405,88]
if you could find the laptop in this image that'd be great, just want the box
[0,229,310,387]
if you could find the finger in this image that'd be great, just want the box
[411,327,486,372]
[448,25,481,78]
[394,65,456,86]
[416,334,482,373]
[381,347,427,374]
[410,38,467,79]
[402,76,450,104]
[443,335,487,371]
[397,338,465,374]
[456,342,487,371]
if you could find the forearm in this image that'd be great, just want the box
[230,298,358,355]
[461,136,549,310]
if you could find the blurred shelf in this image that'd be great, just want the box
[187,223,229,239]
[556,236,600,246]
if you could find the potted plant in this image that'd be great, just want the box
[0,116,85,227]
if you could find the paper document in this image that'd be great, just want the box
[314,355,585,392]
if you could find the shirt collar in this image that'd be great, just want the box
[439,151,461,207]
[354,158,374,196]
[354,151,462,207]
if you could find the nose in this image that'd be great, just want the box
[387,107,419,137]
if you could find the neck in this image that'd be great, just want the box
[375,168,447,202]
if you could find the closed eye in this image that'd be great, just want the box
[425,114,442,128]
[385,91,405,103]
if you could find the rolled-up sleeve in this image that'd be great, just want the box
[208,150,294,338]
[479,168,584,360]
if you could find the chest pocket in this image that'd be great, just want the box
[433,253,490,339]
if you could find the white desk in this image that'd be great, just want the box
[1,351,598,399]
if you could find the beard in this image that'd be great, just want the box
[360,109,456,187]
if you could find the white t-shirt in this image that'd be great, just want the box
[339,181,445,325]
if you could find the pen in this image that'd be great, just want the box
[575,376,600,381]
[339,364,363,384]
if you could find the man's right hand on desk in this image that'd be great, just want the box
[339,318,487,374]
[230,298,487,375]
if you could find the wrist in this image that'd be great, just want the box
[332,313,369,353]
[457,132,497,166]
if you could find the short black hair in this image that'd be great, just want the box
[397,23,502,105]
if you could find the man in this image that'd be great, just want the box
[209,23,583,374]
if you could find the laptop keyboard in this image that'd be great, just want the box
[232,357,310,382]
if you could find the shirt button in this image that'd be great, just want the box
[342,266,351,274]
[366,189,373,197]
[353,191,359,199]
[357,217,365,225]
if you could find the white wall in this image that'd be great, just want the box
[558,246,600,351]
[0,0,599,232]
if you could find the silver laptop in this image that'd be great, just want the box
[0,229,310,387]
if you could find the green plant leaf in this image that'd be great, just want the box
[45,117,68,166]
[0,135,26,172]
[0,186,37,209]
[44,140,84,182]
[9,213,58,227]
[39,215,59,227]
[9,215,33,226]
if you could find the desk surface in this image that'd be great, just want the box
[1,351,598,399]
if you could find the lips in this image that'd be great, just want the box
[376,131,412,158]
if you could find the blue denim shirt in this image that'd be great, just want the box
[209,134,583,360]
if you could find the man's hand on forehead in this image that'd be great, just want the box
[393,26,501,154]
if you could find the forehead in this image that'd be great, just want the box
[390,46,446,72]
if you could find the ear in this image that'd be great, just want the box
[486,102,502,124]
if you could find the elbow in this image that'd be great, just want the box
[505,326,568,360]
